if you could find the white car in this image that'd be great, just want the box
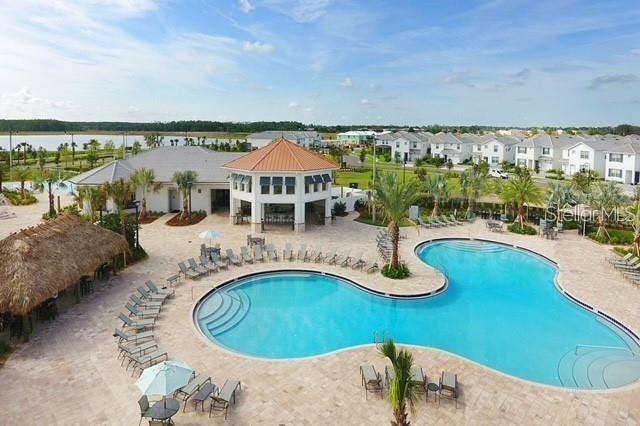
[489,169,509,179]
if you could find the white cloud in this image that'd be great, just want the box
[238,0,255,14]
[288,100,300,109]
[340,77,353,88]
[263,0,330,23]
[444,71,474,87]
[242,41,275,54]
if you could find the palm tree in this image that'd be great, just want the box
[379,340,419,426]
[500,172,543,228]
[102,178,135,236]
[424,174,449,218]
[626,187,640,256]
[460,166,488,218]
[546,181,577,226]
[172,170,198,221]
[33,169,66,217]
[374,172,420,270]
[76,186,106,222]
[590,181,625,239]
[12,167,31,200]
[132,167,160,219]
[71,141,77,164]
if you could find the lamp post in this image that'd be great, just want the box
[188,183,192,223]
[403,157,407,183]
[372,137,377,223]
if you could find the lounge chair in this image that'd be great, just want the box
[129,294,163,310]
[617,261,640,272]
[613,256,640,268]
[240,246,254,263]
[114,328,154,345]
[188,258,209,275]
[226,249,242,266]
[199,255,219,273]
[137,286,169,302]
[125,302,160,319]
[209,379,241,419]
[430,216,445,227]
[179,261,201,279]
[283,243,294,261]
[439,371,458,407]
[146,280,175,297]
[311,248,323,262]
[360,365,383,400]
[449,215,463,225]
[337,253,352,267]
[608,253,634,264]
[266,244,279,261]
[351,254,366,269]
[383,366,425,387]
[211,253,229,269]
[127,348,168,376]
[417,217,431,228]
[174,373,211,411]
[118,313,154,331]
[324,249,338,264]
[297,244,308,261]
[118,340,158,364]
[440,216,456,226]
[253,245,267,262]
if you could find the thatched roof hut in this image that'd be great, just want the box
[0,215,128,316]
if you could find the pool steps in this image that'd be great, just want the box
[199,289,251,337]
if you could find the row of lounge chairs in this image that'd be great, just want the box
[360,365,458,407]
[486,220,504,232]
[281,243,380,273]
[417,215,464,228]
[609,253,640,284]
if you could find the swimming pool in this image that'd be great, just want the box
[194,239,640,389]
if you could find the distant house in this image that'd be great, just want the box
[430,132,475,164]
[337,131,376,146]
[246,131,322,149]
[70,147,243,214]
[514,134,586,172]
[475,135,520,166]
[375,131,432,163]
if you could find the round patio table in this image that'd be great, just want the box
[149,398,180,421]
[425,383,439,403]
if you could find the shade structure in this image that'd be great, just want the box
[0,214,128,315]
[136,360,193,397]
[199,230,222,241]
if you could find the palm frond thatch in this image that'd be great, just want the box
[0,215,128,315]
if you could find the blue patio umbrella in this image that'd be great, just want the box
[136,360,193,397]
[199,229,222,249]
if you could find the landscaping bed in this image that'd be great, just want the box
[166,211,206,226]
[508,223,537,235]
[2,189,38,205]
[589,228,635,245]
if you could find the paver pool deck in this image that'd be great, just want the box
[1,211,640,425]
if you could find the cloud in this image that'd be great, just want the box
[1,87,72,111]
[340,77,353,88]
[264,0,330,23]
[238,0,255,14]
[444,71,474,87]
[512,68,531,80]
[242,41,275,54]
[288,100,300,109]
[588,74,639,90]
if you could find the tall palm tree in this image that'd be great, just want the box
[76,186,107,222]
[626,187,640,256]
[545,181,577,225]
[132,167,160,219]
[500,172,543,228]
[424,174,449,218]
[374,172,420,270]
[379,340,419,426]
[590,181,625,239]
[102,178,134,236]
[172,170,198,221]
[12,167,31,200]
[33,169,66,217]
[460,166,488,218]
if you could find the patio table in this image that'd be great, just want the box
[149,398,180,422]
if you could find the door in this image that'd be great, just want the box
[168,188,180,212]
[635,172,640,184]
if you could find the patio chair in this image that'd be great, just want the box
[129,294,163,311]
[617,261,640,272]
[324,249,338,264]
[608,253,634,264]
[311,248,324,262]
[211,253,229,269]
[449,215,463,225]
[199,255,219,273]
[351,254,366,269]
[417,217,431,228]
[439,371,458,407]
[283,243,294,261]
[118,313,154,331]
[188,258,209,276]
[613,256,640,268]
[240,246,254,263]
[254,245,267,262]
[114,328,154,345]
[146,280,175,297]
[266,244,279,261]
[297,244,307,261]
[430,217,446,227]
[338,253,354,267]
[209,379,241,419]
[126,302,160,320]
[138,395,153,426]
[174,373,212,411]
[127,349,168,376]
[440,216,456,226]
[118,340,158,365]
[366,258,380,273]
[179,261,201,279]
[137,286,169,303]
[226,249,242,266]
[360,365,383,400]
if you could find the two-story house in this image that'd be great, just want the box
[375,131,432,163]
[515,134,586,172]
[429,132,474,164]
[476,135,520,166]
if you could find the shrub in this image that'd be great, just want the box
[353,166,369,173]
[508,223,537,235]
[382,263,410,279]
[613,246,634,256]
[333,201,347,216]
[2,189,37,205]
[354,199,365,211]
[589,228,635,245]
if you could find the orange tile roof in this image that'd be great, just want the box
[222,138,339,172]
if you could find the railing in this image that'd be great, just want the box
[574,344,639,356]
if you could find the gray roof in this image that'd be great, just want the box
[247,130,320,140]
[431,132,462,145]
[70,147,244,185]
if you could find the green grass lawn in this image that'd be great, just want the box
[335,168,463,196]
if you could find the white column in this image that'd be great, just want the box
[229,196,238,224]
[324,197,332,225]
[294,201,305,232]
[251,201,263,233]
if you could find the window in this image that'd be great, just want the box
[259,176,270,194]
[491,156,499,164]
[608,168,623,178]
[272,177,283,195]
[542,147,550,155]
[413,143,417,149]
[493,145,498,153]
[435,144,439,149]
[305,184,310,193]
[517,159,526,166]
[304,176,313,193]
[322,182,327,191]
[476,145,481,151]
[285,177,295,194]
[517,146,527,154]
[580,151,589,159]
[609,153,623,162]
[456,144,460,150]
[396,142,400,148]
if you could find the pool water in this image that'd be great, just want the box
[195,239,640,388]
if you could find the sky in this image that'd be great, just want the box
[0,0,639,127]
